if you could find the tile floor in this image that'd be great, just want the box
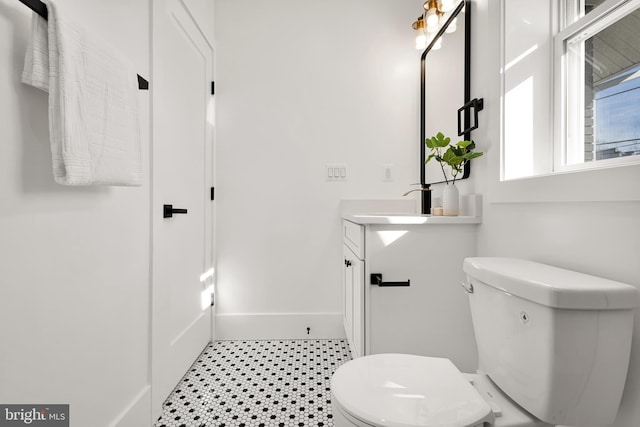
[154,339,352,427]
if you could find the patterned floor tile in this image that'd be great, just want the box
[154,339,352,427]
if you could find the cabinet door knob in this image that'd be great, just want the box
[345,259,352,267]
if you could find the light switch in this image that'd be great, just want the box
[326,163,347,181]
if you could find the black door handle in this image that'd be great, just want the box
[370,273,410,287]
[163,204,188,218]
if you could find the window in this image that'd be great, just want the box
[556,0,640,171]
[500,0,640,180]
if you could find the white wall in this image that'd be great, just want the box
[471,1,640,426]
[214,0,424,338]
[0,1,151,425]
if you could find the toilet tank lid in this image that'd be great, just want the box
[463,257,639,310]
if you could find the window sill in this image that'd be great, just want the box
[490,161,640,203]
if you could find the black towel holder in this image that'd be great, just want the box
[17,0,150,90]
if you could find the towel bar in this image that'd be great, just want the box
[17,0,150,90]
[370,273,411,287]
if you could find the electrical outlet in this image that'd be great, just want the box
[383,164,393,181]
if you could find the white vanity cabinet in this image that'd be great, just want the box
[341,213,480,372]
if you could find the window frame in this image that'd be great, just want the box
[553,0,640,173]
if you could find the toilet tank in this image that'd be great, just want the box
[463,257,639,427]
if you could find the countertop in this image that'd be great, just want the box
[342,213,482,225]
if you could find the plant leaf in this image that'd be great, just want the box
[442,149,459,164]
[463,152,484,160]
[429,132,450,147]
[450,145,464,156]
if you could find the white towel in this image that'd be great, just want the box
[22,0,142,186]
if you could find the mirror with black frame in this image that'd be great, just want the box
[419,0,471,206]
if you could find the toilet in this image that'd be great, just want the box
[331,257,639,427]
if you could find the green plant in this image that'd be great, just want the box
[425,132,483,184]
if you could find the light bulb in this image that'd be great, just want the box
[425,8,438,27]
[439,0,455,12]
[416,34,427,50]
[433,37,442,50]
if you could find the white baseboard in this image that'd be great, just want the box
[109,385,151,427]
[215,312,345,340]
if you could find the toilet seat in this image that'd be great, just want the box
[331,354,495,427]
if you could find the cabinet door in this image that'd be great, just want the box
[343,244,364,358]
[342,244,354,349]
[351,257,364,358]
[366,224,478,372]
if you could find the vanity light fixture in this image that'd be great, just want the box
[413,15,442,51]
[425,1,439,32]
[412,0,462,50]
[412,16,427,50]
[439,0,455,12]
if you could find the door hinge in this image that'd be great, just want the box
[210,187,215,201]
[211,81,215,95]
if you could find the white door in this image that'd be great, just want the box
[151,0,214,419]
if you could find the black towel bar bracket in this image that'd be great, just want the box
[17,0,149,90]
[457,98,484,136]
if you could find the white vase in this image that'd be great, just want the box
[442,183,459,216]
